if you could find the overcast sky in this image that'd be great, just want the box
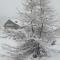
[0,0,60,17]
[0,0,22,17]
[0,0,60,25]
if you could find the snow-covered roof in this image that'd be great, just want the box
[11,18,30,27]
[11,19,22,26]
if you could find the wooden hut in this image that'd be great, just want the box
[4,19,20,29]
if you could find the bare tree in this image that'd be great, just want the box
[22,0,56,41]
[14,0,56,59]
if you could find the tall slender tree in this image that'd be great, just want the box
[24,0,56,40]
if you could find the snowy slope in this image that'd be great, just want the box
[0,29,60,60]
[0,30,18,60]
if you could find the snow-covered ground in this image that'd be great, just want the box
[0,30,17,60]
[0,30,60,60]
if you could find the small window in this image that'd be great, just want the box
[15,21,18,23]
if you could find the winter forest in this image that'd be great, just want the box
[0,0,60,60]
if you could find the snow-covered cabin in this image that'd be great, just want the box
[4,18,30,30]
[4,19,20,30]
